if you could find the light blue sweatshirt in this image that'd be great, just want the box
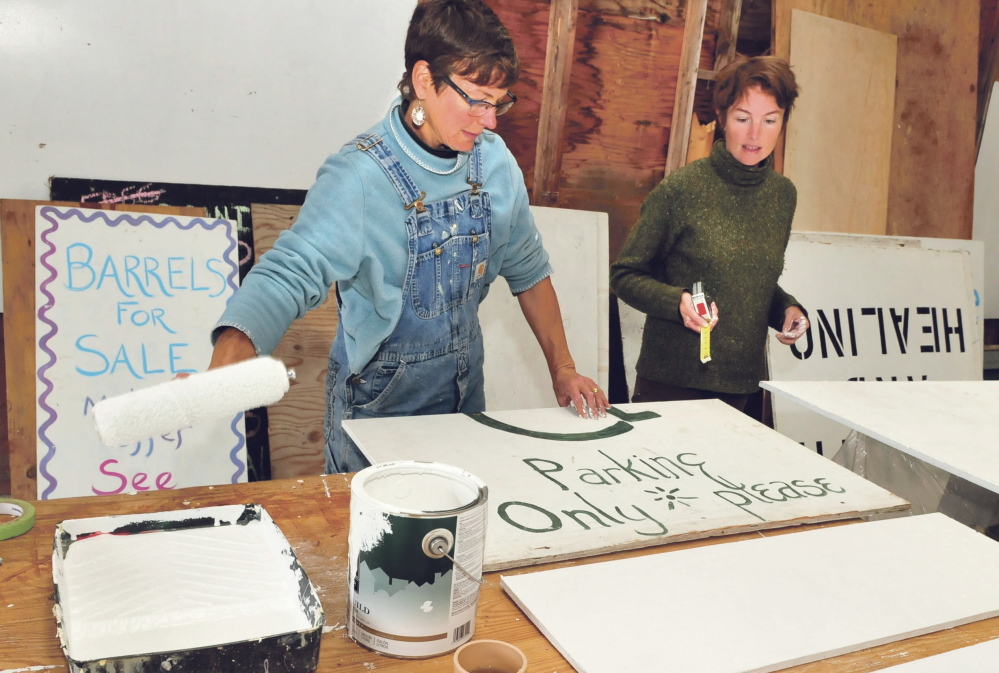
[214,101,552,373]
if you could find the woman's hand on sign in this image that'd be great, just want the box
[555,366,610,420]
[775,306,809,345]
[679,291,719,334]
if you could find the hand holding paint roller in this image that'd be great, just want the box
[92,357,295,446]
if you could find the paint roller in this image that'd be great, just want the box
[93,356,295,446]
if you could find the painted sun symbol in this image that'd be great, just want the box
[645,486,697,510]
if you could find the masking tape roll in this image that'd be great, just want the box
[0,498,36,541]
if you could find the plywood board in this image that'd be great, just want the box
[501,513,999,673]
[34,206,244,500]
[784,10,896,235]
[773,0,977,241]
[251,203,336,479]
[345,400,907,571]
[766,233,982,456]
[481,206,609,412]
[878,638,999,672]
[1,200,205,500]
[761,381,999,496]
[250,204,608,478]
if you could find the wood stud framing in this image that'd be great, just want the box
[664,0,710,176]
[531,0,579,207]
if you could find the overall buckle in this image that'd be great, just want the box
[404,191,428,213]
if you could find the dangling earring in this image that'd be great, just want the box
[411,100,426,127]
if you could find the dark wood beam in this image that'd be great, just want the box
[978,0,999,158]
[531,0,580,207]
[665,0,709,176]
[713,0,743,71]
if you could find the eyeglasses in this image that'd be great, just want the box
[441,75,517,117]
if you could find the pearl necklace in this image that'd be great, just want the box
[389,107,467,176]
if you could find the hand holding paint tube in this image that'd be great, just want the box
[680,282,718,363]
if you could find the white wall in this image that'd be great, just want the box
[974,81,999,320]
[0,0,415,305]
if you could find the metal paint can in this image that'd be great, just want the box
[348,460,488,658]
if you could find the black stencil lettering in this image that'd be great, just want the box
[861,308,887,355]
[916,307,939,353]
[890,308,909,354]
[790,324,814,360]
[942,308,965,353]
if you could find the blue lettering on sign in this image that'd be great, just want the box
[63,245,227,298]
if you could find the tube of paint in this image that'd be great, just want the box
[691,282,712,363]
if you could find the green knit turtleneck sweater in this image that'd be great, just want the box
[611,140,803,395]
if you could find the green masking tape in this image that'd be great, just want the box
[0,498,36,541]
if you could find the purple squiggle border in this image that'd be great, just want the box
[35,207,243,498]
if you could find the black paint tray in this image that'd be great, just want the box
[52,503,324,673]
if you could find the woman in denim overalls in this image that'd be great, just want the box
[210,0,609,473]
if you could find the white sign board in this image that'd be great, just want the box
[761,380,999,496]
[768,234,982,456]
[481,206,609,410]
[345,400,907,571]
[501,513,999,673]
[34,206,244,499]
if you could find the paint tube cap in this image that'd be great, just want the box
[453,639,527,673]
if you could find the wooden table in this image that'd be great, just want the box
[2,475,999,672]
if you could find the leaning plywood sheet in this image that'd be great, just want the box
[251,204,608,478]
[785,10,897,235]
[761,381,999,495]
[501,513,999,673]
[878,637,999,672]
[767,233,981,456]
[346,400,907,571]
[480,205,609,411]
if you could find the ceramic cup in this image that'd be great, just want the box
[452,639,528,673]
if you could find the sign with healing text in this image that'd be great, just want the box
[767,234,982,457]
[345,401,908,571]
[35,206,243,499]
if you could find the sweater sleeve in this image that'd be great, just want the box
[768,285,807,331]
[213,154,366,354]
[497,147,552,295]
[610,180,686,322]
[766,180,805,330]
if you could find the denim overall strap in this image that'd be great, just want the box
[324,136,491,474]
[351,132,427,212]
[467,139,483,189]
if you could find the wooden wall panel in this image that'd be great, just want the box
[784,11,897,235]
[0,320,8,496]
[250,204,331,480]
[774,0,978,240]
[490,0,722,261]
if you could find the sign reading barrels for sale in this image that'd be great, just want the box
[767,233,983,457]
[34,206,244,500]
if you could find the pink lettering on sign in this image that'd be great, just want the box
[92,458,176,495]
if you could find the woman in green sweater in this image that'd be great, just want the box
[611,56,809,411]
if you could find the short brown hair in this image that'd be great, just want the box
[398,0,520,101]
[713,56,799,125]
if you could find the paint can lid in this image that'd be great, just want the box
[351,461,487,515]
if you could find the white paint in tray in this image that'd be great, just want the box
[56,514,312,662]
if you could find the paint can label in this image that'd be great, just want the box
[348,461,488,658]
